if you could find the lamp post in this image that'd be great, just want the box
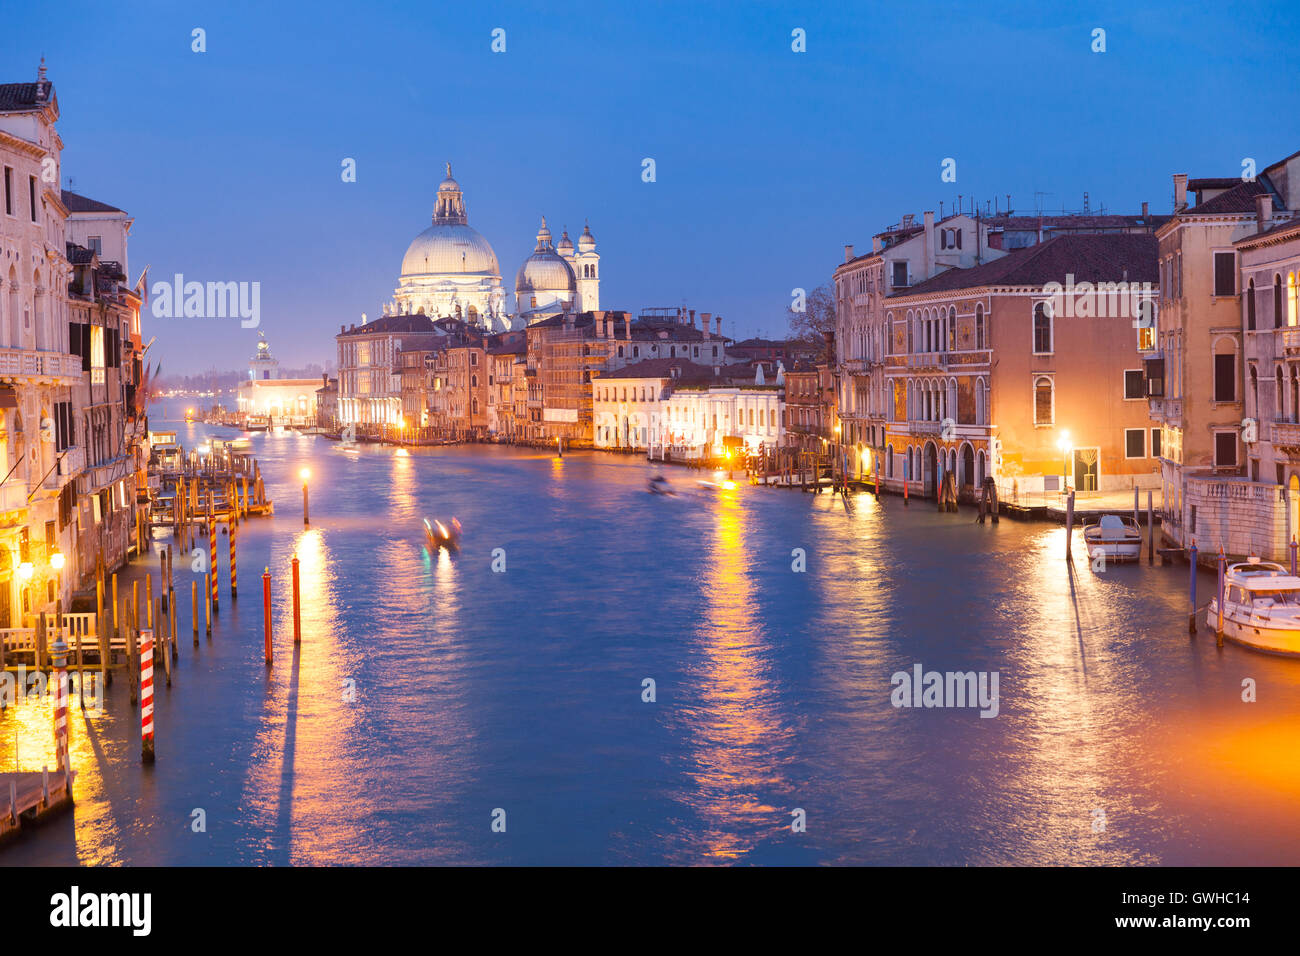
[300,468,310,525]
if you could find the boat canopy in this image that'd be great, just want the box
[1237,574,1300,592]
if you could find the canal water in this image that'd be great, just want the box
[2,411,1298,866]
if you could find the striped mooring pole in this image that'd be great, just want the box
[292,554,301,644]
[209,500,219,614]
[140,630,155,764]
[262,567,272,666]
[1291,535,1297,576]
[229,518,238,600]
[51,638,69,773]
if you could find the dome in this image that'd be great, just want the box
[516,250,576,295]
[578,222,596,252]
[401,223,501,277]
[556,229,574,255]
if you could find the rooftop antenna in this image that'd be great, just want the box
[1083,191,1091,214]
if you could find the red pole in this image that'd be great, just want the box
[209,500,219,614]
[292,554,301,645]
[262,567,272,665]
[140,630,155,763]
[52,639,69,773]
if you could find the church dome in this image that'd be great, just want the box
[401,224,500,277]
[400,164,501,278]
[556,229,574,255]
[578,222,596,252]
[515,217,576,295]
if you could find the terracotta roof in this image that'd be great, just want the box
[338,313,437,337]
[596,358,716,381]
[896,233,1158,297]
[0,82,52,111]
[61,190,125,214]
[1185,179,1271,215]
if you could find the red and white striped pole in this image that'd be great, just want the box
[262,567,272,666]
[51,638,69,773]
[140,629,155,764]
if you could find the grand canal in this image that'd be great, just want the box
[3,412,1299,866]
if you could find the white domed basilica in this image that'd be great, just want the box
[384,165,599,331]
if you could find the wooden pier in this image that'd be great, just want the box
[0,769,75,845]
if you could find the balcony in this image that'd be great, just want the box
[904,352,950,370]
[1284,328,1300,355]
[0,348,81,385]
[1271,420,1300,450]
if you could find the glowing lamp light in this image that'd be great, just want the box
[300,468,311,482]
[17,561,34,582]
[50,552,65,571]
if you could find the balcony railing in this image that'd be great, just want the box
[1284,328,1300,355]
[1271,420,1300,449]
[0,348,81,381]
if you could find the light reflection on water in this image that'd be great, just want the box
[1,411,1298,865]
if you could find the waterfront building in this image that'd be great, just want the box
[235,333,321,425]
[486,331,526,440]
[335,313,446,429]
[659,368,783,460]
[397,346,434,429]
[1149,155,1300,554]
[0,62,146,620]
[833,213,1005,475]
[592,358,714,451]
[315,374,338,431]
[883,233,1158,500]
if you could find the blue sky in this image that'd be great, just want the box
[5,0,1298,374]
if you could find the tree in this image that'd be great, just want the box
[787,283,836,346]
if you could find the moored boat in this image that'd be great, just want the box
[1083,514,1142,563]
[1207,559,1300,656]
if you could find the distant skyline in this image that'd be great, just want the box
[5,0,1299,373]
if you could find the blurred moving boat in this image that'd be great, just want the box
[1207,559,1300,656]
[1083,514,1142,563]
[648,475,675,496]
[424,517,462,552]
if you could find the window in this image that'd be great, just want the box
[1247,278,1256,330]
[1125,428,1146,459]
[1124,370,1144,400]
[1033,302,1052,353]
[1034,376,1053,425]
[1213,352,1236,402]
[1151,428,1162,458]
[1275,275,1283,329]
[892,261,908,287]
[2,166,11,215]
[28,175,37,223]
[1214,431,1238,468]
[948,307,956,351]
[1213,252,1236,297]
[87,236,102,255]
[975,305,986,350]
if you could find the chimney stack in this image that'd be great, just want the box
[689,309,696,330]
[596,312,604,337]
[1256,193,1273,233]
[844,244,854,263]
[1141,201,1149,219]
[624,313,631,340]
[701,312,711,342]
[1173,173,1188,211]
[715,315,722,338]
[872,236,882,254]
[923,210,935,279]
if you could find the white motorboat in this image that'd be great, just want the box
[1207,559,1300,656]
[1083,514,1142,563]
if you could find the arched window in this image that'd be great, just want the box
[1290,272,1298,326]
[1278,367,1287,421]
[975,304,986,349]
[1250,366,1259,417]
[1034,376,1053,425]
[948,307,956,351]
[1247,278,1256,330]
[1275,275,1284,329]
[1033,302,1052,353]
[907,312,914,353]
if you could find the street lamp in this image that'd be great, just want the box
[300,468,310,525]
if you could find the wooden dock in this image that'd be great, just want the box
[0,769,75,845]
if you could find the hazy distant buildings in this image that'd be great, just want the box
[235,333,322,425]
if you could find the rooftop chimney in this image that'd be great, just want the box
[872,237,882,254]
[1173,173,1188,211]
[595,312,605,337]
[1256,193,1273,233]
[715,315,722,338]
[1141,201,1149,219]
[701,312,711,342]
[923,210,936,279]
[689,309,696,330]
[624,313,631,340]
[844,244,854,263]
